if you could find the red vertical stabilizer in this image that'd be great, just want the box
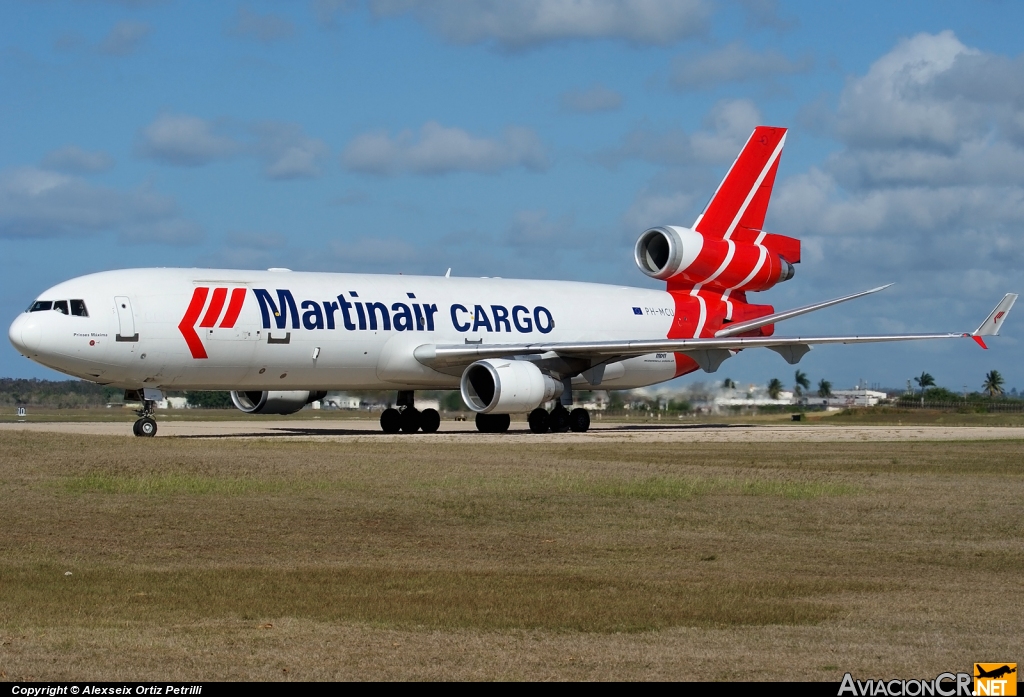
[693,126,787,240]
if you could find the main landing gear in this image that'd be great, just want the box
[527,405,590,434]
[380,391,441,434]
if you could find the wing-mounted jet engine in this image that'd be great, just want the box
[230,390,327,415]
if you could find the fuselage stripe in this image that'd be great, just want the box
[199,287,228,328]
[178,287,210,359]
[219,288,247,328]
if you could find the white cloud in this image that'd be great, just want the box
[670,42,811,89]
[621,191,698,233]
[560,85,623,113]
[735,0,797,31]
[136,114,240,166]
[504,209,573,246]
[600,98,762,167]
[311,0,359,26]
[98,20,152,55]
[252,122,330,179]
[227,6,296,43]
[136,114,328,178]
[41,146,114,174]
[0,166,202,245]
[765,32,1024,303]
[368,0,710,49]
[835,30,978,149]
[342,121,548,175]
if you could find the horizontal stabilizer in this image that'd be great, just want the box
[716,284,893,338]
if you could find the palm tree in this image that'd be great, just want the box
[768,378,784,400]
[817,379,832,398]
[723,378,736,389]
[983,370,1005,397]
[794,370,810,398]
[914,372,936,395]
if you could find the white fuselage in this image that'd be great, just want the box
[8,268,686,392]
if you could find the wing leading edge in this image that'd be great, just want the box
[414,293,1018,373]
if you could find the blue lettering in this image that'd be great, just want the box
[472,305,493,332]
[512,305,532,333]
[412,303,424,331]
[323,301,339,330]
[424,303,437,331]
[355,302,367,330]
[535,306,554,334]
[254,289,299,330]
[451,304,470,332]
[392,303,413,331]
[366,301,391,331]
[302,301,324,330]
[337,295,356,331]
[491,305,510,332]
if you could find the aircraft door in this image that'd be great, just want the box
[114,296,138,342]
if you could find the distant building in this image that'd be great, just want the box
[156,397,188,409]
[818,389,887,407]
[323,394,361,409]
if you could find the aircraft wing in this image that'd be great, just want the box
[415,293,1017,374]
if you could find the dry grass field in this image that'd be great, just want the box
[0,428,1021,680]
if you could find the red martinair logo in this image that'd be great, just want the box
[178,287,247,359]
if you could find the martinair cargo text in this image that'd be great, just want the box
[8,127,1017,436]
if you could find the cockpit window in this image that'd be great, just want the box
[29,300,53,312]
[53,300,69,315]
[71,299,89,317]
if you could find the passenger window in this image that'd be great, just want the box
[71,299,89,317]
[53,300,69,315]
[29,301,53,312]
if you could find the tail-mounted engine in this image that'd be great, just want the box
[230,390,327,415]
[635,226,797,292]
[460,359,562,414]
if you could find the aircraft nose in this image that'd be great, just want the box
[8,314,40,356]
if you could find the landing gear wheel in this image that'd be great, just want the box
[380,408,401,433]
[528,408,550,434]
[136,417,157,437]
[549,405,570,433]
[569,408,591,433]
[475,413,511,433]
[420,408,441,433]
[399,407,422,433]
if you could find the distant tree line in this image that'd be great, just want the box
[0,378,120,408]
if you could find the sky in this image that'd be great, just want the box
[1,0,1022,394]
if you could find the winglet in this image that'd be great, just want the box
[972,293,1018,340]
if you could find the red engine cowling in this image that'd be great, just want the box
[635,226,796,292]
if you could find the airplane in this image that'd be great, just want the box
[975,665,1016,680]
[7,126,1018,437]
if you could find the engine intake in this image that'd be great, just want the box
[460,359,562,414]
[230,390,327,415]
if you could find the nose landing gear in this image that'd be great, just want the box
[133,416,157,437]
[131,394,158,437]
